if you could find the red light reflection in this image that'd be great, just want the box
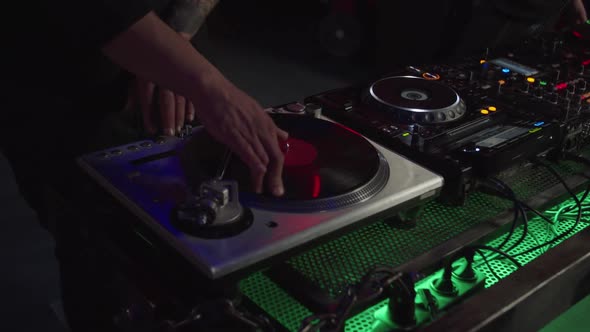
[312,175,321,198]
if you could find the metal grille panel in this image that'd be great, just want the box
[240,159,588,332]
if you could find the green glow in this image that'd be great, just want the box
[240,157,590,332]
[586,19,590,25]
[371,261,485,331]
[540,81,548,86]
[402,132,410,137]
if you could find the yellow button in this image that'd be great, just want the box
[481,109,489,115]
[526,77,535,83]
[488,106,497,112]
[480,59,486,64]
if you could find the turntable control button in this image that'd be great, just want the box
[110,149,122,156]
[424,114,434,122]
[98,152,109,159]
[437,112,447,121]
[155,136,167,144]
[127,145,139,151]
[448,111,456,119]
[140,142,153,148]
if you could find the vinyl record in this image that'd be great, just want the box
[179,114,388,211]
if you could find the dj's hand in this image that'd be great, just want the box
[134,78,196,136]
[573,0,588,25]
[190,76,288,197]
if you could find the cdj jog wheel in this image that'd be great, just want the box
[180,114,389,213]
[367,76,467,124]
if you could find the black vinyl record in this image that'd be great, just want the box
[180,114,381,201]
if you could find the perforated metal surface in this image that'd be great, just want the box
[343,192,590,332]
[286,161,584,298]
[239,159,589,332]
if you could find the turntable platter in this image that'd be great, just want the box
[368,76,467,124]
[180,114,389,212]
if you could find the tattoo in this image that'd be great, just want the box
[166,0,220,37]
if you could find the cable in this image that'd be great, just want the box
[480,178,523,251]
[510,161,586,258]
[475,249,502,281]
[517,201,555,225]
[487,178,531,252]
[534,158,581,206]
[468,244,522,268]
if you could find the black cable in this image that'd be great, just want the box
[487,178,530,252]
[475,249,502,281]
[481,178,522,251]
[534,158,581,206]
[517,201,555,225]
[505,203,529,253]
[468,244,522,268]
[510,161,587,257]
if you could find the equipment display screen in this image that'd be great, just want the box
[490,58,539,76]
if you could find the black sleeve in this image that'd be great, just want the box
[49,0,170,50]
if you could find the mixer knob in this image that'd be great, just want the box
[579,65,586,75]
[577,80,587,92]
[548,93,559,104]
[534,87,544,98]
[521,81,531,93]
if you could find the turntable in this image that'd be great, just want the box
[77,109,443,279]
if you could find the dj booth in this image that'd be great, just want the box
[74,20,590,332]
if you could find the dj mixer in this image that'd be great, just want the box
[76,22,590,332]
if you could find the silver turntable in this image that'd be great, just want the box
[78,104,443,279]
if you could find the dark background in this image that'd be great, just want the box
[0,0,588,330]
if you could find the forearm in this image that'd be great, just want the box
[102,11,222,101]
[166,0,220,38]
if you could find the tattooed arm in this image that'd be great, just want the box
[166,0,220,39]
